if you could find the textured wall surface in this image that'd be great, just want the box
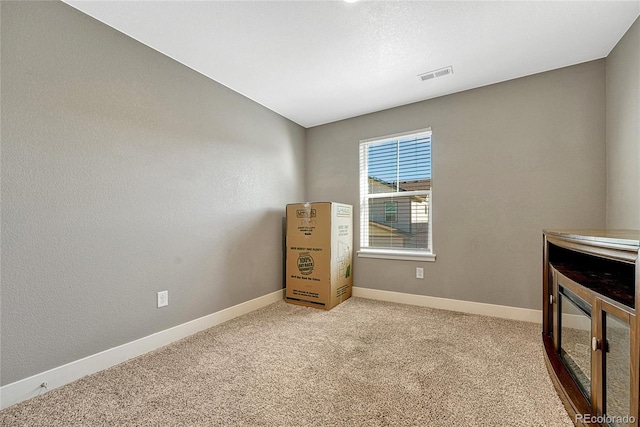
[306,60,607,311]
[1,1,305,385]
[606,17,640,229]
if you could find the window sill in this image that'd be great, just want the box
[357,249,436,262]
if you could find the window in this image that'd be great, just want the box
[384,201,398,223]
[358,128,434,261]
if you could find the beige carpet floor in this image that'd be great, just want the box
[0,297,573,426]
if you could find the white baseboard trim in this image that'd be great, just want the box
[0,289,284,410]
[352,286,541,323]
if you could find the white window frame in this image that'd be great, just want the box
[357,128,435,262]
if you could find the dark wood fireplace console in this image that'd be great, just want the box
[543,230,640,427]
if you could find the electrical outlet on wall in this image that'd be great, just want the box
[416,267,424,279]
[157,290,168,308]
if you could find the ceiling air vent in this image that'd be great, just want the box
[418,66,453,82]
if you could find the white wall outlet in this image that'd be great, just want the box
[416,267,424,279]
[157,290,168,308]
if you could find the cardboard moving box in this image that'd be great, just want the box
[285,202,353,310]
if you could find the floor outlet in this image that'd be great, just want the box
[157,290,168,308]
[416,267,424,279]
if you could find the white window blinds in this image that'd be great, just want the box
[359,129,432,252]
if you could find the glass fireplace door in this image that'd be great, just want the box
[559,285,593,401]
[602,307,631,427]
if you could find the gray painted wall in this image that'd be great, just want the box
[1,1,305,385]
[306,60,607,310]
[606,17,640,229]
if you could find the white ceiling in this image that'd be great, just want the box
[64,1,639,128]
